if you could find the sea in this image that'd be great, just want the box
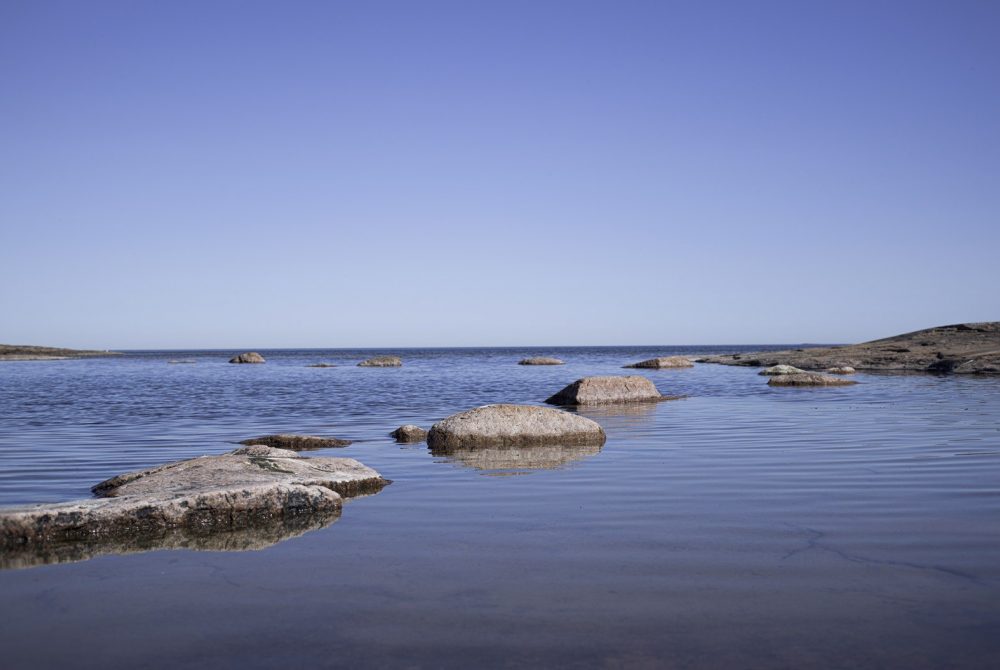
[1,346,998,669]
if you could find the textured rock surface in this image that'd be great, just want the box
[0,447,386,550]
[519,357,565,366]
[358,355,402,367]
[391,425,428,443]
[229,352,265,364]
[703,323,1000,374]
[624,356,694,369]
[768,373,859,387]
[545,376,670,405]
[826,366,857,375]
[759,364,808,376]
[427,404,606,449]
[239,434,352,450]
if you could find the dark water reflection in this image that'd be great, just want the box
[1,347,1000,668]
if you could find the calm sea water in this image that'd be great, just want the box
[1,347,999,669]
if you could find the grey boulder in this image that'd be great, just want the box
[624,356,693,369]
[768,373,859,387]
[229,352,265,364]
[519,357,565,366]
[545,376,671,406]
[427,404,606,450]
[391,425,429,443]
[759,364,808,376]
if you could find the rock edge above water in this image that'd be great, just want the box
[702,322,1000,374]
[519,357,565,365]
[624,356,693,369]
[239,434,352,450]
[767,373,859,387]
[391,425,429,443]
[0,447,386,550]
[229,352,265,364]
[427,404,606,449]
[545,376,675,406]
[358,356,402,367]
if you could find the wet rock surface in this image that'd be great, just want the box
[624,356,693,369]
[545,376,674,405]
[358,355,402,367]
[518,357,565,365]
[767,373,859,387]
[703,322,1000,374]
[239,434,352,450]
[0,447,386,552]
[229,352,265,364]
[427,404,606,449]
[391,425,428,443]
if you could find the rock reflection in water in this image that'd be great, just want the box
[430,442,602,474]
[0,508,341,570]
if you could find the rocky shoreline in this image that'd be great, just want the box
[699,322,1000,374]
[0,344,121,361]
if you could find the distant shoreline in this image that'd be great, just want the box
[0,344,121,361]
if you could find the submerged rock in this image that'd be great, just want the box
[545,376,671,406]
[624,356,693,369]
[427,404,606,450]
[519,357,565,366]
[358,355,402,367]
[239,434,352,450]
[759,364,807,376]
[0,447,386,550]
[391,425,428,443]
[767,373,858,387]
[307,363,336,368]
[229,352,265,364]
[826,366,856,375]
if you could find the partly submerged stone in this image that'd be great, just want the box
[519,357,565,366]
[759,364,808,376]
[229,352,265,364]
[391,425,428,443]
[358,355,402,367]
[239,434,352,450]
[0,447,386,550]
[767,373,858,387]
[307,363,336,368]
[426,404,606,450]
[545,376,670,406]
[624,356,693,369]
[826,366,857,375]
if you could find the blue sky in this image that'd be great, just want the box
[2,0,998,348]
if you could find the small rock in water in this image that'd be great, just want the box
[358,355,402,367]
[545,376,672,405]
[623,356,693,369]
[759,364,807,376]
[518,357,565,366]
[826,366,857,375]
[307,363,336,368]
[427,404,606,449]
[229,352,265,364]
[391,425,429,443]
[768,373,858,387]
[239,434,352,450]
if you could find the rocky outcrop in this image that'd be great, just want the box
[0,344,120,361]
[358,355,402,367]
[767,373,858,387]
[239,434,352,450]
[0,447,386,551]
[229,352,265,364]
[702,322,1000,374]
[545,376,674,405]
[426,404,606,449]
[624,356,693,369]
[391,425,428,443]
[759,364,807,376]
[826,366,856,375]
[519,357,565,366]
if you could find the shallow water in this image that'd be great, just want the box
[1,347,999,669]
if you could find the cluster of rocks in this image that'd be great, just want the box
[701,322,1000,375]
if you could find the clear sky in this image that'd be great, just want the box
[2,0,998,349]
